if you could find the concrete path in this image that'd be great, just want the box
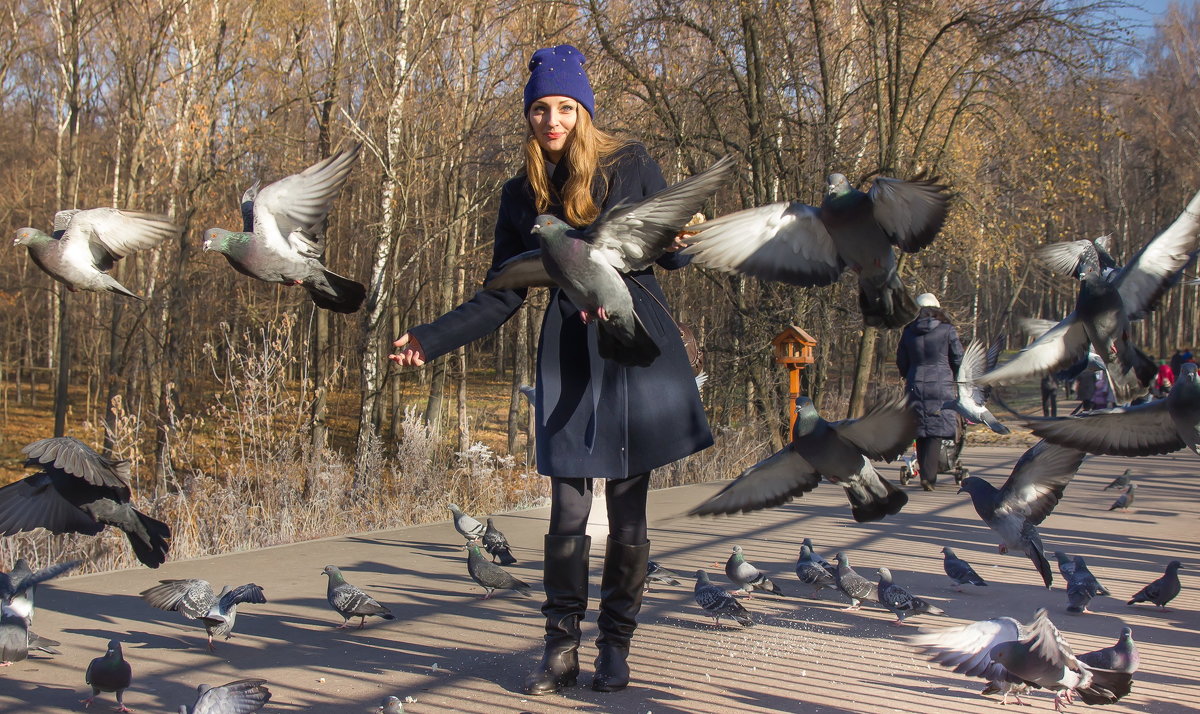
[2,446,1197,713]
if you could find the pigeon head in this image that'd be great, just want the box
[105,639,123,657]
[1166,560,1183,572]
[835,552,848,564]
[825,173,852,196]
[13,227,49,247]
[203,227,247,254]
[1180,362,1198,385]
[877,567,893,583]
[531,214,570,241]
[196,683,214,697]
[941,546,955,558]
[957,475,992,497]
[695,569,711,584]
[321,565,343,581]
[447,504,462,515]
[792,397,821,436]
[1055,551,1071,564]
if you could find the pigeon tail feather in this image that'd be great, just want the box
[847,479,908,523]
[127,510,171,568]
[859,282,917,329]
[596,315,660,367]
[306,270,366,313]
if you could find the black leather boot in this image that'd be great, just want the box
[522,534,590,695]
[592,536,650,692]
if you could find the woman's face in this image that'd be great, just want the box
[528,95,579,162]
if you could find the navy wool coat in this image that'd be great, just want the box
[895,311,964,439]
[409,143,713,479]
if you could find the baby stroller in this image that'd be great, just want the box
[898,413,969,486]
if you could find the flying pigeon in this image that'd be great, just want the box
[378,696,405,714]
[1103,469,1133,490]
[690,396,914,523]
[645,561,683,592]
[1036,234,1119,279]
[1108,483,1136,512]
[833,552,879,610]
[0,437,171,567]
[683,172,949,328]
[321,565,395,627]
[1024,362,1200,456]
[795,543,838,597]
[722,545,784,598]
[1,556,83,624]
[693,570,753,627]
[1127,560,1183,611]
[14,208,180,299]
[83,639,133,712]
[1077,627,1139,674]
[877,567,947,625]
[943,338,1009,434]
[485,155,736,366]
[447,504,485,542]
[978,188,1200,403]
[482,518,517,565]
[140,579,267,650]
[941,547,987,590]
[465,543,531,599]
[179,679,272,714]
[204,144,366,313]
[957,440,1086,588]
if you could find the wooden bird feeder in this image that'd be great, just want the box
[772,326,817,431]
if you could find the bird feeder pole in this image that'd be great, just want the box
[772,326,817,432]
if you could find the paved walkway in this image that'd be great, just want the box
[2,446,1196,713]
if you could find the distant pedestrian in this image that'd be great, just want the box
[1072,371,1096,414]
[1090,371,1112,410]
[1170,349,1185,376]
[1040,374,1058,417]
[1155,361,1175,398]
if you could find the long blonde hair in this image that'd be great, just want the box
[524,108,627,228]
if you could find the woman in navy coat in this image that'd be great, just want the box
[895,293,963,490]
[391,45,711,695]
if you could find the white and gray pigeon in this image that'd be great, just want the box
[1066,556,1108,615]
[14,208,180,299]
[1127,560,1183,611]
[683,172,949,328]
[1103,468,1134,490]
[1053,552,1111,596]
[693,570,753,627]
[722,545,784,598]
[465,543,531,599]
[877,567,948,625]
[179,679,272,714]
[801,538,837,576]
[83,639,133,712]
[481,517,517,565]
[1108,483,1136,511]
[1026,362,1200,456]
[957,440,1086,588]
[944,338,1009,434]
[833,552,879,610]
[204,144,366,313]
[140,579,267,650]
[941,547,987,590]
[321,565,395,627]
[795,543,838,597]
[448,504,485,542]
[645,561,683,592]
[485,155,736,366]
[1,556,83,624]
[690,396,914,523]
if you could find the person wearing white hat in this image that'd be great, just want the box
[915,293,940,308]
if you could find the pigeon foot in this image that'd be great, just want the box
[80,698,94,708]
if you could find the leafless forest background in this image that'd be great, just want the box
[1,0,1197,570]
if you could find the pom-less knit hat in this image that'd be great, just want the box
[523,44,595,118]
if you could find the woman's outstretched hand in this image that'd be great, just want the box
[390,332,426,366]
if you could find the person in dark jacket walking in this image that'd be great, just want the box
[895,293,964,491]
[1040,374,1058,417]
[390,45,711,695]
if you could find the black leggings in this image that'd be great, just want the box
[916,437,943,485]
[548,472,651,545]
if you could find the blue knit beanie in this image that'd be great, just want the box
[523,44,595,118]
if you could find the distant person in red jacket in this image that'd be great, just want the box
[1155,361,1175,397]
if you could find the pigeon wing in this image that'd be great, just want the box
[830,396,918,462]
[907,617,1023,682]
[0,473,106,536]
[1036,237,1108,277]
[1114,188,1200,319]
[1026,399,1181,456]
[868,174,950,253]
[483,250,557,289]
[219,583,267,610]
[141,579,217,620]
[688,446,820,516]
[977,315,1090,386]
[21,436,132,492]
[192,679,272,714]
[59,208,178,270]
[995,441,1085,526]
[253,144,360,255]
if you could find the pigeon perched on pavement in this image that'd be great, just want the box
[1103,469,1134,490]
[140,579,267,650]
[0,437,171,567]
[1,556,83,624]
[943,338,1009,434]
[683,172,950,328]
[957,440,1086,588]
[941,547,987,590]
[482,518,517,565]
[1127,560,1183,611]
[378,696,405,714]
[877,567,947,625]
[693,570,753,627]
[1053,552,1111,596]
[645,561,683,592]
[833,552,879,610]
[465,544,531,599]
[14,208,180,298]
[1066,562,1105,615]
[204,144,366,313]
[448,504,485,541]
[723,545,784,597]
[180,679,272,714]
[1077,627,1139,673]
[485,155,737,366]
[1108,483,1136,512]
[801,538,836,576]
[321,565,395,627]
[83,639,133,712]
[796,543,838,597]
[690,396,914,523]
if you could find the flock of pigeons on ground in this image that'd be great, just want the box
[5,147,1200,710]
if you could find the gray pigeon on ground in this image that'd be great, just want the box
[801,538,836,576]
[448,504,485,541]
[180,679,272,714]
[485,155,736,366]
[140,579,267,650]
[1127,560,1183,611]
[690,396,914,523]
[1053,552,1111,596]
[833,552,879,610]
[14,208,180,299]
[0,437,171,567]
[957,440,1086,588]
[683,172,950,328]
[693,570,753,627]
[944,338,1009,434]
[941,547,987,590]
[645,561,683,592]
[1078,627,1139,674]
[482,518,517,565]
[796,543,838,597]
[1108,483,1136,511]
[723,545,784,597]
[321,565,395,627]
[0,604,29,664]
[465,543,531,599]
[204,144,366,313]
[1,556,83,624]
[877,567,947,625]
[83,639,133,712]
[1103,468,1134,490]
[378,696,405,714]
[1066,558,1106,615]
